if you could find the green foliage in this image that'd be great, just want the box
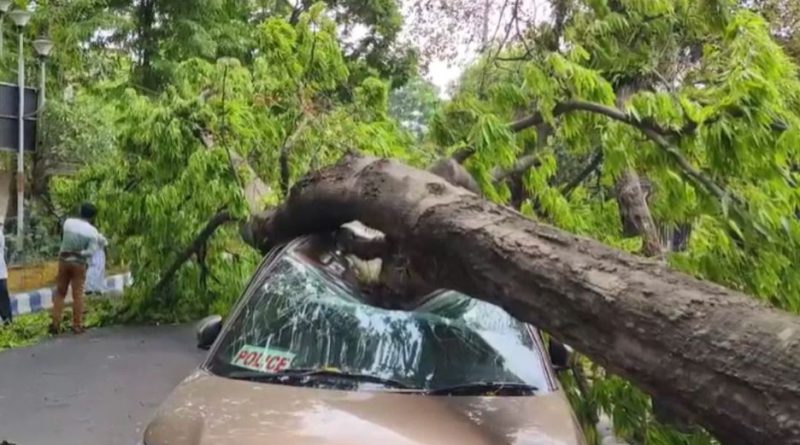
[0,312,54,351]
[427,1,800,443]
[36,92,119,181]
[440,0,800,313]
[5,203,62,265]
[0,299,121,352]
[50,8,419,322]
[7,0,413,92]
[559,360,717,445]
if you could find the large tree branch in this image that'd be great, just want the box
[509,99,680,135]
[452,146,476,163]
[153,210,236,297]
[453,99,744,218]
[616,169,664,257]
[491,153,541,182]
[561,149,604,197]
[453,98,787,167]
[192,125,272,214]
[451,99,676,162]
[246,154,800,445]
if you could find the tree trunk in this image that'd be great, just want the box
[246,154,800,445]
[615,169,664,257]
[134,0,159,91]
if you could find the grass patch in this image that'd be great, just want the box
[0,299,122,352]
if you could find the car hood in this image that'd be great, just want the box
[144,371,584,445]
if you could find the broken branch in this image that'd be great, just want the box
[491,153,541,182]
[561,150,604,197]
[153,210,236,298]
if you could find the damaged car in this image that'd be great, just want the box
[141,224,586,445]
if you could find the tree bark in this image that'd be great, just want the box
[246,154,800,445]
[491,153,541,182]
[615,169,663,257]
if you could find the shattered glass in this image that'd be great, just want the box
[207,243,550,394]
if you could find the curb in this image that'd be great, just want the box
[10,272,133,316]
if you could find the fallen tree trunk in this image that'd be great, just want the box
[246,154,800,445]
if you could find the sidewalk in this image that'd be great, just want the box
[10,272,133,316]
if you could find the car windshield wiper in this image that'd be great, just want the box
[281,368,414,389]
[426,381,538,396]
[226,368,414,390]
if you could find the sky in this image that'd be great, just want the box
[398,0,551,97]
[426,60,468,96]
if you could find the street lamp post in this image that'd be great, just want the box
[33,38,53,113]
[8,9,31,253]
[0,0,12,59]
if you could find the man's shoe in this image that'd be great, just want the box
[71,326,85,335]
[48,325,60,335]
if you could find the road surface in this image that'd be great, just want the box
[0,324,205,445]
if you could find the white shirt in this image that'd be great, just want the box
[60,218,104,263]
[0,229,7,280]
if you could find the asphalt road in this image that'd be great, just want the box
[0,324,206,445]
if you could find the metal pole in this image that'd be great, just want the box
[16,29,24,253]
[38,57,45,111]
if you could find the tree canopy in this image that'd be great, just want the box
[50,5,420,318]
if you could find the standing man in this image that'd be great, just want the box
[0,220,12,326]
[50,203,103,335]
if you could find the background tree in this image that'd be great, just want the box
[749,0,800,63]
[1,0,422,261]
[51,5,421,321]
[124,0,413,92]
[388,76,441,139]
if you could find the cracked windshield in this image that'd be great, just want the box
[208,251,550,393]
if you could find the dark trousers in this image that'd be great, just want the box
[0,279,12,323]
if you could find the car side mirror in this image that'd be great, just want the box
[196,315,223,350]
[549,338,572,372]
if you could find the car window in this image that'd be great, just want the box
[206,253,551,393]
